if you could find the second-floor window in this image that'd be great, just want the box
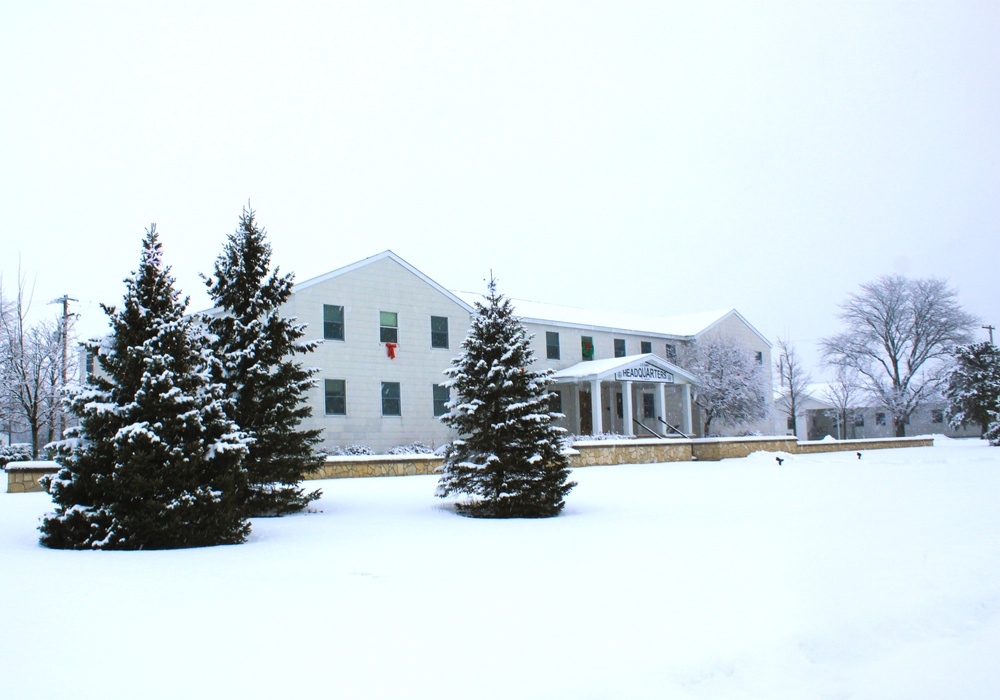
[640,341,652,354]
[582,336,594,361]
[546,332,560,360]
[431,316,449,348]
[380,311,398,344]
[324,304,344,341]
[614,338,626,357]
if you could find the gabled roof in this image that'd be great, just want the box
[451,292,768,344]
[293,250,473,312]
[550,353,701,385]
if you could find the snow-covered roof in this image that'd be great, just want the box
[293,250,474,312]
[452,291,759,341]
[550,353,700,385]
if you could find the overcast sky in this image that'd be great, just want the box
[2,1,998,375]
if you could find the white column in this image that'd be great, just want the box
[623,381,634,436]
[681,383,693,435]
[658,383,667,434]
[591,379,602,435]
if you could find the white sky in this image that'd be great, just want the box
[2,2,998,374]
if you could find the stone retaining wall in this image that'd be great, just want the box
[794,436,933,454]
[566,439,693,467]
[6,438,939,492]
[690,436,800,462]
[4,461,59,493]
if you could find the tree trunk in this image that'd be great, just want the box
[894,417,906,438]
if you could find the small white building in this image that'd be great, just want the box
[284,251,773,452]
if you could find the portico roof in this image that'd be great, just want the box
[550,353,700,385]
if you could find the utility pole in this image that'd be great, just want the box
[48,294,78,439]
[984,325,995,344]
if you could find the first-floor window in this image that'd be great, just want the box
[616,392,623,419]
[786,416,795,430]
[643,393,655,419]
[931,409,944,424]
[549,389,563,414]
[875,412,886,426]
[854,413,865,427]
[325,379,346,415]
[382,381,401,416]
[433,384,450,417]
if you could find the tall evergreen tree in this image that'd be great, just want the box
[40,225,250,549]
[204,206,322,516]
[947,341,1000,437]
[437,277,574,518]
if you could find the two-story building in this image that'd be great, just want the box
[286,251,773,452]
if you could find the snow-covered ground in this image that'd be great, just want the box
[2,437,998,699]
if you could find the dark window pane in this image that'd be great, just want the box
[614,338,626,357]
[324,304,344,341]
[641,341,652,354]
[433,384,450,416]
[325,379,346,415]
[546,331,560,360]
[431,316,449,348]
[380,311,398,344]
[582,336,594,361]
[381,381,401,416]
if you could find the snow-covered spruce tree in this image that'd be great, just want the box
[437,277,574,518]
[947,341,1000,438]
[203,207,322,516]
[39,225,250,550]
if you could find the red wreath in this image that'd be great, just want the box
[385,342,397,359]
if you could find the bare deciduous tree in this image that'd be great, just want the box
[821,275,976,437]
[687,337,767,436]
[775,336,812,436]
[823,366,865,439]
[0,271,76,457]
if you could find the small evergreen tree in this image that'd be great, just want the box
[39,225,250,550]
[437,277,574,518]
[947,341,1000,440]
[204,206,322,516]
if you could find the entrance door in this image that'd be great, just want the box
[579,390,592,435]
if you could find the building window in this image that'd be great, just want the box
[931,409,944,424]
[546,331,560,360]
[433,384,450,417]
[85,350,95,375]
[323,304,345,341]
[582,336,594,361]
[614,338,626,358]
[755,351,764,364]
[875,412,886,426]
[430,316,449,349]
[665,344,677,361]
[549,390,563,414]
[381,381,401,416]
[324,379,346,415]
[616,393,623,419]
[380,311,398,344]
[854,413,864,427]
[786,416,795,430]
[641,341,652,354]
[643,393,655,419]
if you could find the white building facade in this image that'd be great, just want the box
[287,251,774,452]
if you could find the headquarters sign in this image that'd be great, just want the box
[614,363,674,383]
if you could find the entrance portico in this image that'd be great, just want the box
[550,354,699,437]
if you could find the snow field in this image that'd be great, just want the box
[2,437,998,699]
